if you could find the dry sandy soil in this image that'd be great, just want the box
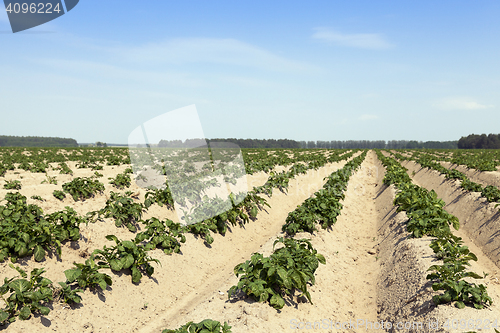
[439,161,500,189]
[1,151,500,332]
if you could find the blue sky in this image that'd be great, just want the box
[1,1,499,144]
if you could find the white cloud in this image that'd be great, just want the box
[116,38,318,73]
[312,28,393,49]
[432,97,494,110]
[31,58,206,87]
[358,114,379,121]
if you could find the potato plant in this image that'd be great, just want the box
[41,174,57,185]
[228,238,325,309]
[0,193,85,262]
[99,192,145,232]
[461,179,483,193]
[57,162,73,175]
[0,165,6,177]
[52,190,66,200]
[3,180,21,190]
[427,235,492,309]
[135,217,186,255]
[56,282,83,305]
[144,188,174,209]
[76,160,103,170]
[30,195,44,201]
[30,161,48,173]
[283,204,318,235]
[184,220,215,245]
[162,319,232,333]
[481,185,500,203]
[106,155,123,166]
[0,265,53,324]
[18,161,30,171]
[265,171,290,194]
[62,177,105,201]
[232,191,270,222]
[63,254,112,291]
[108,172,131,189]
[180,192,267,243]
[93,235,160,283]
[450,151,499,171]
[394,183,459,238]
[168,178,217,207]
[45,206,86,246]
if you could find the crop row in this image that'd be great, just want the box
[282,151,367,236]
[242,148,350,174]
[163,151,367,331]
[377,151,492,309]
[404,149,500,172]
[179,149,359,244]
[128,147,346,181]
[139,149,353,215]
[226,151,367,309]
[0,147,130,174]
[0,149,357,325]
[389,151,500,208]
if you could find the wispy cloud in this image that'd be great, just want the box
[116,38,319,73]
[218,75,277,88]
[432,97,494,110]
[32,58,205,88]
[312,28,393,49]
[358,114,379,121]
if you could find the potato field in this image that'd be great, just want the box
[1,147,500,333]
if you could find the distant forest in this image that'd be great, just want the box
[4,134,497,149]
[0,135,78,147]
[157,138,301,148]
[210,138,301,148]
[458,134,500,149]
[301,140,458,149]
[156,138,458,149]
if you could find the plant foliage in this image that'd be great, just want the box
[228,238,325,309]
[0,265,53,324]
[93,235,160,283]
[162,319,232,333]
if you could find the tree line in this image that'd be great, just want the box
[458,134,500,149]
[300,140,458,149]
[210,138,301,148]
[5,134,496,149]
[0,135,78,147]
[158,138,301,149]
[157,138,459,149]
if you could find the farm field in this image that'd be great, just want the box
[1,148,500,332]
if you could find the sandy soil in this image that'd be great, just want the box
[401,160,500,268]
[155,151,381,333]
[1,155,350,332]
[439,161,500,189]
[1,151,500,332]
[376,156,500,333]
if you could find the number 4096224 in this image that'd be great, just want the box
[5,2,62,14]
